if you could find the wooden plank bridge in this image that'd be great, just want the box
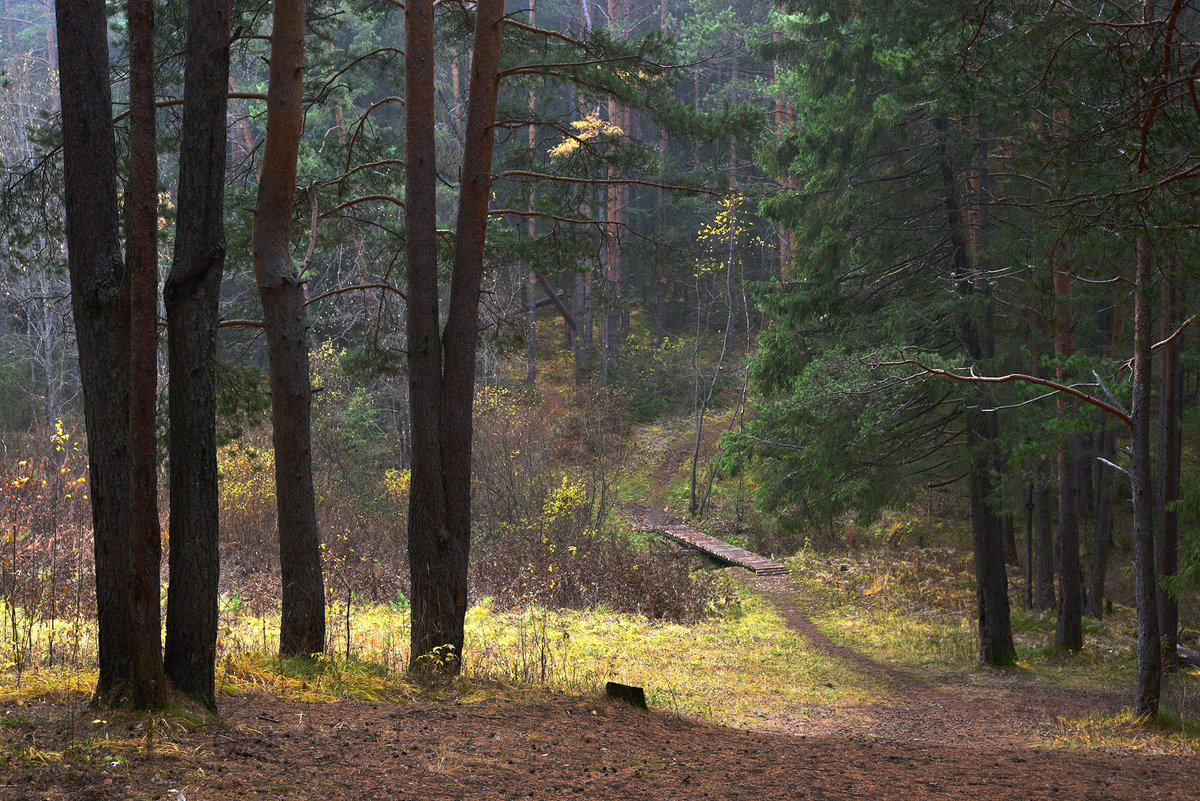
[636,520,789,576]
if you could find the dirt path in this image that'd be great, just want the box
[750,575,1126,749]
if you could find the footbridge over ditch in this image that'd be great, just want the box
[633,517,789,576]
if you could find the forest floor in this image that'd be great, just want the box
[4,569,1200,800]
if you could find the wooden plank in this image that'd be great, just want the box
[637,521,789,576]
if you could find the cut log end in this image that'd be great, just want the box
[605,681,648,710]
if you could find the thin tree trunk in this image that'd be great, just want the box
[525,0,538,383]
[1053,267,1082,650]
[163,0,231,708]
[1033,480,1056,610]
[1024,486,1033,609]
[55,0,135,704]
[1157,265,1181,665]
[935,114,1013,665]
[126,0,165,707]
[253,0,326,658]
[1087,425,1116,618]
[1132,234,1160,717]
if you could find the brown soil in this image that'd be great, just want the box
[4,573,1198,799]
[3,683,1196,801]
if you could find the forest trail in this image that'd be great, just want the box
[750,574,1127,749]
[627,505,1128,749]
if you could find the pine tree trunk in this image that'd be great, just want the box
[525,0,538,383]
[934,115,1013,665]
[1157,266,1181,664]
[1052,267,1082,650]
[55,0,135,704]
[126,0,166,707]
[404,0,450,672]
[1033,480,1056,610]
[1086,426,1116,619]
[1132,234,1160,717]
[163,0,230,708]
[405,0,505,674]
[253,0,326,659]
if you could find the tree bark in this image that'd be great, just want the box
[404,0,449,672]
[126,0,166,707]
[253,0,326,658]
[1033,480,1056,610]
[1052,267,1082,650]
[55,0,135,704]
[1157,265,1181,664]
[164,0,231,708]
[1131,234,1160,717]
[525,0,538,383]
[1086,425,1116,619]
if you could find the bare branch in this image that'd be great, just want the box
[325,194,405,216]
[494,169,718,195]
[305,282,407,306]
[880,358,1133,428]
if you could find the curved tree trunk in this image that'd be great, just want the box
[253,0,326,658]
[164,0,231,708]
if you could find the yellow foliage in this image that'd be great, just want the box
[218,440,276,523]
[547,113,624,159]
[383,468,411,503]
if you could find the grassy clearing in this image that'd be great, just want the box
[216,576,876,725]
[464,582,877,724]
[1,576,875,730]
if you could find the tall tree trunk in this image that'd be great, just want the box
[126,0,166,708]
[404,0,448,672]
[525,0,538,383]
[1132,234,1160,717]
[935,114,1013,665]
[654,0,669,342]
[406,0,506,674]
[1053,267,1082,650]
[1157,265,1181,665]
[55,0,135,704]
[163,0,231,708]
[601,0,627,376]
[253,0,326,658]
